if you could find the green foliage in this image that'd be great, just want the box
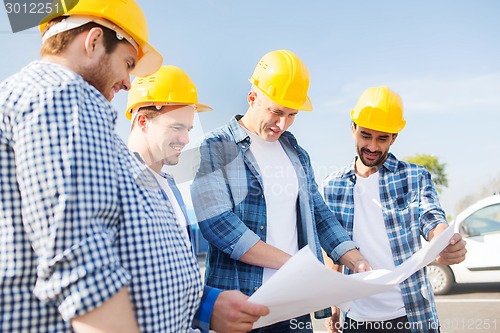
[403,154,448,193]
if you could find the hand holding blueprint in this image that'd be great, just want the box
[249,225,454,328]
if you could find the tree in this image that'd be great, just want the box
[456,173,500,213]
[403,154,448,194]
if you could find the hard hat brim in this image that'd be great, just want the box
[195,103,213,113]
[132,43,163,77]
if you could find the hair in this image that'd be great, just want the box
[40,17,128,56]
[131,106,168,130]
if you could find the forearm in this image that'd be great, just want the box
[71,287,140,333]
[428,223,449,241]
[239,240,292,269]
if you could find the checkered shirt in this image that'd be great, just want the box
[0,61,203,332]
[191,116,356,319]
[323,153,446,333]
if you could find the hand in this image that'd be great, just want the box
[352,258,372,273]
[210,290,269,333]
[339,249,372,273]
[324,306,342,333]
[437,233,467,265]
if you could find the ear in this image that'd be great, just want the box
[390,133,398,145]
[136,114,148,131]
[247,90,257,105]
[84,27,104,58]
[351,123,357,138]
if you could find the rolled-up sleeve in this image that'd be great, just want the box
[191,135,260,259]
[14,83,129,320]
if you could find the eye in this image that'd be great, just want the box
[127,59,136,70]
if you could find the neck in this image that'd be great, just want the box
[128,130,163,174]
[238,112,256,134]
[354,158,378,178]
[41,49,81,75]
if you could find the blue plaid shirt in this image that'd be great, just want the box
[0,61,205,332]
[323,153,445,333]
[191,116,356,319]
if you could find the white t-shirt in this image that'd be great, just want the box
[245,130,299,284]
[349,171,406,321]
[150,168,190,243]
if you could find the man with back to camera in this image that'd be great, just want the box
[0,1,267,331]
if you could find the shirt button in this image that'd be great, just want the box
[260,225,264,230]
[254,286,259,291]
[242,145,246,149]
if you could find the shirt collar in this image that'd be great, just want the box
[228,115,250,143]
[227,114,297,146]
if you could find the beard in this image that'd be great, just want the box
[358,147,388,168]
[80,53,113,101]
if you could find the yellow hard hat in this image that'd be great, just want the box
[39,0,162,77]
[350,86,406,133]
[126,65,212,120]
[249,49,312,111]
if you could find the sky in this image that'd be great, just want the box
[1,0,499,216]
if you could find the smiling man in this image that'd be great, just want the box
[191,49,371,333]
[126,65,269,333]
[323,86,467,333]
[0,0,191,332]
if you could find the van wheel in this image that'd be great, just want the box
[427,262,454,295]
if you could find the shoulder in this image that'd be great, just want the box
[204,124,233,142]
[1,61,103,105]
[324,164,352,186]
[387,153,429,175]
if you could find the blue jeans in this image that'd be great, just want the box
[250,314,313,333]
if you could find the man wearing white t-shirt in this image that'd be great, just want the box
[191,50,371,333]
[324,86,467,332]
[126,65,269,333]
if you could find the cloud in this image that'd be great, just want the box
[323,73,500,115]
[399,74,500,114]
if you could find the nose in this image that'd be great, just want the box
[179,130,190,145]
[122,76,132,91]
[276,116,287,129]
[366,138,379,152]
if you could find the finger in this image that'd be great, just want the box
[448,233,462,245]
[240,303,270,317]
[442,239,467,252]
[440,246,467,258]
